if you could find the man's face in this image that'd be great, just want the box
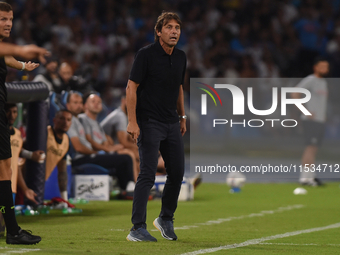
[6,106,17,126]
[314,61,329,77]
[66,94,83,116]
[0,11,13,39]
[54,111,72,133]
[157,19,181,47]
[59,64,73,82]
[85,94,102,114]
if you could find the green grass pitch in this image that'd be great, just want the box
[1,182,339,254]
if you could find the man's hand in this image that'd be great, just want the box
[24,189,38,204]
[31,150,44,162]
[127,122,140,144]
[180,119,186,136]
[19,45,50,64]
[108,144,124,152]
[24,61,40,71]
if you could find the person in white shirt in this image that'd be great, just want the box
[292,57,329,186]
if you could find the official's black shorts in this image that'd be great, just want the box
[0,101,11,160]
[302,120,325,147]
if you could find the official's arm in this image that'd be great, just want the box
[177,84,186,136]
[5,56,39,71]
[126,79,140,143]
[0,43,48,63]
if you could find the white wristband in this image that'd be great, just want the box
[20,61,25,71]
[20,149,33,159]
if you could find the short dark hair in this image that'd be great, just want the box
[66,91,82,103]
[154,12,182,42]
[55,109,72,118]
[4,103,17,112]
[83,91,99,104]
[0,2,12,12]
[314,56,329,66]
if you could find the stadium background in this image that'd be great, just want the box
[1,1,340,254]
[4,0,340,98]
[3,0,340,183]
[5,0,340,147]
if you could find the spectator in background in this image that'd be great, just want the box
[100,95,138,157]
[44,110,72,201]
[326,27,340,54]
[111,51,135,87]
[79,92,138,181]
[51,16,73,46]
[58,63,73,88]
[100,95,167,175]
[5,103,41,204]
[31,11,52,46]
[33,56,64,93]
[4,0,340,143]
[5,104,71,202]
[238,55,258,78]
[58,62,92,94]
[230,24,250,54]
[76,32,103,64]
[66,92,136,193]
[6,0,340,85]
[294,5,325,76]
[257,51,280,78]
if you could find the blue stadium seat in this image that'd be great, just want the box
[60,90,68,108]
[49,92,60,126]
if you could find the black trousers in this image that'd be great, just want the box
[132,119,184,228]
[72,153,134,190]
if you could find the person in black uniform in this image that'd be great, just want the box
[126,12,187,242]
[0,2,47,245]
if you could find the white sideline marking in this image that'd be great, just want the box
[149,204,304,231]
[0,247,40,254]
[109,204,304,232]
[259,243,340,246]
[180,222,340,255]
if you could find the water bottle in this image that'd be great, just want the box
[37,205,50,215]
[62,208,83,214]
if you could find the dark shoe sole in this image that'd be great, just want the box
[126,234,157,242]
[6,236,41,245]
[153,218,177,241]
[6,240,41,245]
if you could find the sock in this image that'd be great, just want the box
[0,181,20,235]
[126,181,135,192]
[60,191,68,201]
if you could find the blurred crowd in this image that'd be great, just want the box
[3,0,340,104]
[3,0,340,138]
[3,0,340,208]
